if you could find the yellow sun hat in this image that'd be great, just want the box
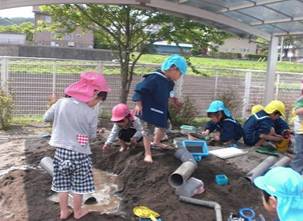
[264,100,286,117]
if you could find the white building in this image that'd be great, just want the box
[0,32,26,45]
[216,37,257,55]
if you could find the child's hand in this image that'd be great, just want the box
[214,134,220,141]
[201,130,210,136]
[97,128,106,134]
[48,94,58,106]
[102,143,110,151]
[130,138,137,146]
[133,102,142,116]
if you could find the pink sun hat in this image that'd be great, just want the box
[64,71,111,102]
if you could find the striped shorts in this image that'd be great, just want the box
[51,148,95,194]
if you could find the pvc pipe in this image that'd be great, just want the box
[245,156,278,182]
[179,196,222,221]
[175,177,204,197]
[271,156,291,168]
[40,156,54,177]
[39,157,97,204]
[169,161,197,188]
[174,148,197,165]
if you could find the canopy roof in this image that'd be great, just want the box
[1,0,303,40]
[174,0,303,38]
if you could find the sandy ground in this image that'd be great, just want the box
[0,124,278,221]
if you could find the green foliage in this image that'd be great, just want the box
[0,17,34,26]
[246,54,266,61]
[39,4,229,102]
[0,22,35,41]
[139,54,303,73]
[169,97,198,128]
[217,89,241,115]
[11,115,43,126]
[208,51,242,59]
[0,90,13,130]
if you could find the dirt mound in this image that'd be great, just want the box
[0,131,275,221]
[93,143,273,221]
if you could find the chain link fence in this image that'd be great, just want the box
[1,56,303,119]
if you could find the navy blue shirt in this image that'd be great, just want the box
[132,70,174,128]
[274,117,289,135]
[205,117,243,142]
[243,110,274,146]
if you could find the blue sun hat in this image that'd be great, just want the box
[254,167,303,221]
[161,54,188,75]
[207,100,232,118]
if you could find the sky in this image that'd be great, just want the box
[0,7,34,18]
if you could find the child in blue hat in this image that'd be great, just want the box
[132,54,187,163]
[200,100,243,145]
[254,167,303,221]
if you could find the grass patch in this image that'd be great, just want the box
[11,115,44,126]
[139,54,303,74]
[7,54,303,76]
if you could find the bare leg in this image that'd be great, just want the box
[73,194,89,219]
[255,138,266,147]
[119,139,128,152]
[59,192,72,219]
[153,128,168,148]
[143,136,153,163]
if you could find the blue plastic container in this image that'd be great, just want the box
[215,174,229,185]
[182,140,208,161]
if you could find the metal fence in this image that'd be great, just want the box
[1,56,303,119]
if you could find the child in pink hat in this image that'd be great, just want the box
[102,103,143,152]
[43,71,110,220]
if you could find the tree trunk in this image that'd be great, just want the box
[120,62,130,103]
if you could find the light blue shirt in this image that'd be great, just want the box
[43,97,97,154]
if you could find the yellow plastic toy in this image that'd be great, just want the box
[133,206,160,221]
[276,138,290,153]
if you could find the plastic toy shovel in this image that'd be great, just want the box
[133,206,160,221]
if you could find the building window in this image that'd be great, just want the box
[45,16,52,23]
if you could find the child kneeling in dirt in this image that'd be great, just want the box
[243,100,285,147]
[250,104,291,151]
[199,100,243,146]
[254,167,303,221]
[102,103,143,152]
[251,104,290,137]
[132,54,188,163]
[43,72,110,220]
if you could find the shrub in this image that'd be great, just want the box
[208,51,242,59]
[0,90,13,130]
[169,96,198,128]
[246,54,267,61]
[217,89,241,116]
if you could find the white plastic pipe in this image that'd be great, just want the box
[245,156,278,182]
[271,156,291,168]
[40,156,54,177]
[169,161,197,188]
[179,196,222,221]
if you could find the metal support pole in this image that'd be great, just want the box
[264,35,279,105]
[275,73,280,100]
[0,57,9,93]
[242,71,252,119]
[175,76,184,99]
[279,36,284,62]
